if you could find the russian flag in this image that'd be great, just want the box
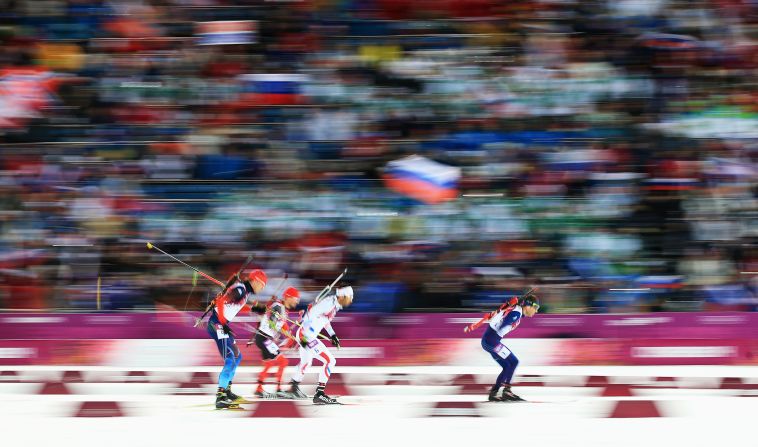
[196,21,256,46]
[238,73,307,105]
[636,33,699,51]
[635,275,683,289]
[0,68,62,128]
[383,155,461,204]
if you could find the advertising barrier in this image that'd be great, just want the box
[0,312,756,366]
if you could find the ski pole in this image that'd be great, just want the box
[183,272,199,312]
[246,309,330,345]
[242,323,296,347]
[280,313,332,342]
[243,319,300,347]
[271,273,289,297]
[146,242,224,287]
[313,267,348,304]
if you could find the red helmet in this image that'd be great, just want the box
[248,269,267,286]
[282,287,300,300]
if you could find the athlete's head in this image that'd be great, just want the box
[282,286,300,309]
[248,269,267,294]
[521,296,540,317]
[336,286,353,307]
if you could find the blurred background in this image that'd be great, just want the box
[0,0,756,317]
[2,2,758,436]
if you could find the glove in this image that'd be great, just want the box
[222,324,233,335]
[299,338,307,348]
[249,301,266,315]
[330,335,341,348]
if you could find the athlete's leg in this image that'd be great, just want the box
[488,343,517,385]
[208,322,234,389]
[274,354,288,390]
[310,340,335,385]
[290,343,314,383]
[217,336,242,389]
[482,338,513,400]
[489,345,522,401]
[499,350,519,385]
[255,333,279,393]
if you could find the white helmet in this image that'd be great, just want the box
[336,286,353,302]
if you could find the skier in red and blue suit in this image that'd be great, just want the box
[207,269,267,409]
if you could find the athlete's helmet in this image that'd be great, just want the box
[248,269,267,286]
[521,296,540,310]
[282,286,300,300]
[336,286,353,305]
[337,286,353,299]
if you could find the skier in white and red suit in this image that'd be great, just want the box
[251,286,301,398]
[286,286,354,405]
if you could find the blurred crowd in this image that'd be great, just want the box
[0,0,756,313]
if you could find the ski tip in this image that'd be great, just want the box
[146,242,153,249]
[215,405,245,411]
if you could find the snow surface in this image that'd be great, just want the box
[2,365,756,447]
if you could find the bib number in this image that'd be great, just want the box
[494,344,511,359]
[215,325,229,340]
[264,339,279,355]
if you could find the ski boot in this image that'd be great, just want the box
[276,389,294,399]
[225,384,244,403]
[501,385,525,402]
[312,384,341,405]
[287,380,308,399]
[313,390,340,405]
[254,386,277,399]
[215,388,241,410]
[488,385,504,402]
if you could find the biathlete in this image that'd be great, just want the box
[250,286,301,398]
[287,286,354,405]
[207,269,267,409]
[465,293,540,402]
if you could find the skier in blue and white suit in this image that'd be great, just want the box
[481,296,540,402]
